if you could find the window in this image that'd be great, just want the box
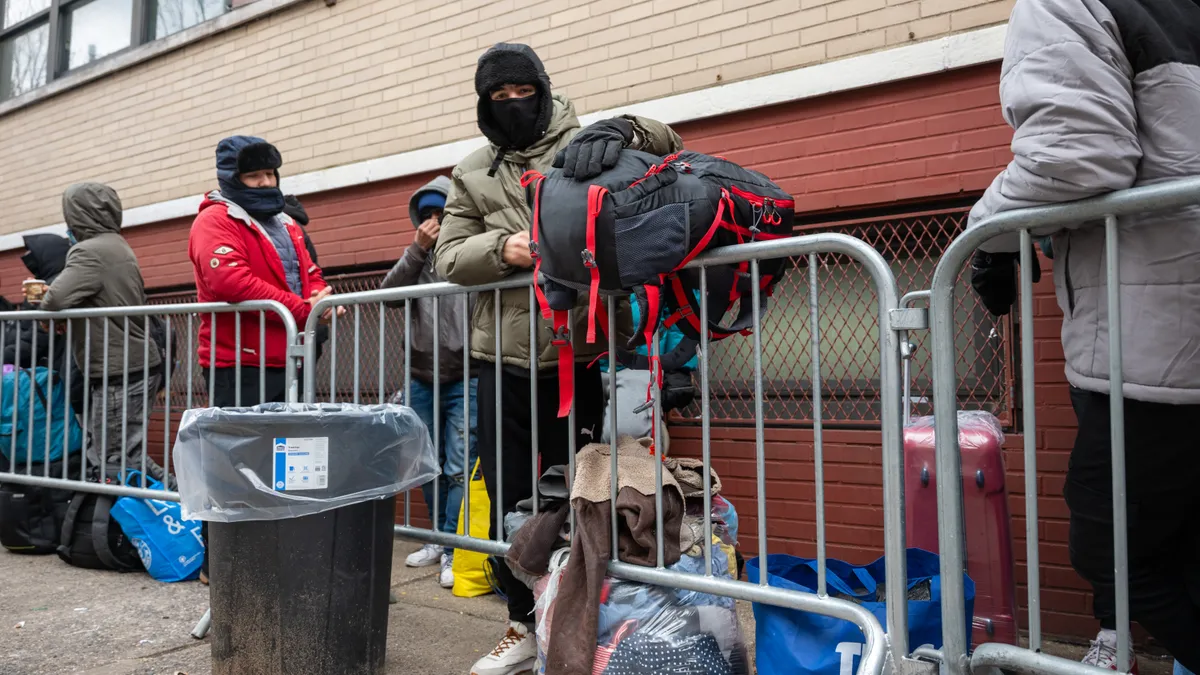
[63,0,132,69]
[0,22,47,99]
[678,207,1015,427]
[0,0,228,101]
[147,0,224,40]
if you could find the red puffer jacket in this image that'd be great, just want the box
[189,193,326,369]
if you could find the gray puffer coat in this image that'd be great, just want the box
[969,0,1200,404]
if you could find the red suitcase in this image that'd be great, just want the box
[904,411,1019,647]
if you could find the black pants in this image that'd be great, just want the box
[477,362,604,625]
[201,367,292,577]
[208,367,291,408]
[1066,388,1200,670]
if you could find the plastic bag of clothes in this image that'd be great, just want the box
[534,539,750,674]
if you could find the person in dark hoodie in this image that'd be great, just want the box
[381,176,477,590]
[434,43,683,675]
[189,136,339,408]
[3,234,86,413]
[41,183,167,484]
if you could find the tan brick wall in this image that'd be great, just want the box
[0,0,1013,233]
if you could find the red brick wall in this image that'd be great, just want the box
[3,64,1103,641]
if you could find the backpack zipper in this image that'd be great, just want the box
[729,185,795,209]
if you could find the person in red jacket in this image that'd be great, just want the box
[189,135,338,408]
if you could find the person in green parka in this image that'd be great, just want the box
[435,42,683,675]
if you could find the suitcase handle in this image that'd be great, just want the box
[899,290,931,425]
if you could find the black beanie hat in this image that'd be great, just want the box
[475,43,554,151]
[236,141,282,175]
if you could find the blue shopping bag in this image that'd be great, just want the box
[746,548,974,675]
[109,471,204,583]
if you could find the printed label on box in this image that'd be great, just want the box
[272,437,329,491]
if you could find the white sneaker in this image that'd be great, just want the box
[405,543,443,568]
[439,552,455,589]
[1082,630,1139,673]
[470,621,536,675]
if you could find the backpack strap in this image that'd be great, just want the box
[551,310,573,418]
[669,273,769,340]
[520,170,552,320]
[90,495,133,571]
[583,185,608,344]
[58,492,86,559]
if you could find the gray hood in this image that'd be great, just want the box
[408,176,451,228]
[63,183,122,242]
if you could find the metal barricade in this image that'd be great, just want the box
[0,299,299,501]
[304,232,917,675]
[924,176,1200,675]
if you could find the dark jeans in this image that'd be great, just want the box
[201,367,292,577]
[395,377,479,554]
[477,362,604,625]
[1066,388,1200,670]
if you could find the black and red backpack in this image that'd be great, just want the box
[521,150,795,419]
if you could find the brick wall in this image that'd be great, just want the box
[1,65,1110,641]
[0,0,1014,233]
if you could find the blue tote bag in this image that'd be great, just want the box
[110,472,205,583]
[746,548,974,675]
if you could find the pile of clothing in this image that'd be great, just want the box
[504,436,747,675]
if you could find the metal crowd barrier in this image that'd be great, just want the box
[0,300,300,643]
[303,232,921,675]
[924,176,1200,675]
[0,299,298,501]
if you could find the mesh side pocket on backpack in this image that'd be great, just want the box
[614,202,690,288]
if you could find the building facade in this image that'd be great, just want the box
[0,0,1102,642]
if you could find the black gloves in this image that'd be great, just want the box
[970,250,1041,317]
[661,370,697,413]
[553,118,634,180]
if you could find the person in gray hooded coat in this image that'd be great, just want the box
[42,183,167,483]
[381,175,477,589]
[967,0,1200,666]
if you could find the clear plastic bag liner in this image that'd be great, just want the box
[173,403,436,523]
[904,410,1005,451]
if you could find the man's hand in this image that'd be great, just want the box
[502,230,534,268]
[305,287,346,324]
[414,218,440,250]
[552,118,635,180]
[970,250,1041,317]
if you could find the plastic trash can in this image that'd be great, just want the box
[174,403,436,675]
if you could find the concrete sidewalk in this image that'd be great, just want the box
[0,540,1178,675]
[0,541,513,675]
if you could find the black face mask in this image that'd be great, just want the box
[489,95,542,149]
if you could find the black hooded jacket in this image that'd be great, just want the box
[2,234,86,411]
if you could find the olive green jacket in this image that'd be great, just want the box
[435,95,684,370]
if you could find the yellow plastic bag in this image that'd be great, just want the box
[451,459,493,598]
